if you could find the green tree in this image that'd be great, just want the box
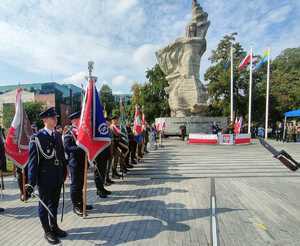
[205,33,249,119]
[99,84,114,116]
[204,33,276,126]
[24,101,44,129]
[3,101,44,129]
[2,103,15,129]
[131,64,170,123]
[270,48,300,121]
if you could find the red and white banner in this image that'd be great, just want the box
[234,134,251,144]
[188,134,218,145]
[5,88,33,168]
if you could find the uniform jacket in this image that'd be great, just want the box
[28,129,67,189]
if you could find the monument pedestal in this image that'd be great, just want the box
[155,116,227,136]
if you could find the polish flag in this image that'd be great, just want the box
[5,88,33,168]
[239,53,252,70]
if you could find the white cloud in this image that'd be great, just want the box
[62,71,86,85]
[0,0,299,93]
[112,75,128,87]
[133,44,160,69]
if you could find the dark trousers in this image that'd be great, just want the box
[38,185,61,232]
[17,167,28,198]
[94,152,108,191]
[69,164,84,207]
[131,141,137,161]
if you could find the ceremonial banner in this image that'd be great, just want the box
[134,105,143,135]
[119,98,128,144]
[5,88,33,168]
[77,77,111,162]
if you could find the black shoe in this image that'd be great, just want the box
[112,171,121,179]
[107,178,115,184]
[131,160,137,164]
[112,174,120,179]
[97,190,108,198]
[0,208,4,213]
[52,226,68,238]
[44,231,60,245]
[126,164,134,169]
[120,168,128,173]
[86,204,93,211]
[103,189,112,195]
[73,206,83,217]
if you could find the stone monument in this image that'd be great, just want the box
[155,0,227,135]
[156,0,209,117]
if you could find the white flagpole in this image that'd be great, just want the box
[248,48,253,135]
[230,46,234,122]
[264,48,271,139]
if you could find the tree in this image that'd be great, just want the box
[270,48,300,121]
[24,101,44,129]
[3,101,44,129]
[130,65,170,123]
[99,84,114,116]
[204,33,249,119]
[204,33,276,126]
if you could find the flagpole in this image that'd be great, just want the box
[265,48,271,140]
[22,168,26,202]
[248,48,253,135]
[230,46,234,122]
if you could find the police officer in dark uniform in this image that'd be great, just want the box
[63,111,93,216]
[26,107,67,245]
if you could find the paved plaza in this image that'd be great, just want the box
[0,139,300,246]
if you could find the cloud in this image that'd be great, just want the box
[133,44,160,69]
[62,71,86,85]
[112,75,129,87]
[0,0,299,93]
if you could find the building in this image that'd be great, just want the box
[0,82,83,127]
[113,94,132,104]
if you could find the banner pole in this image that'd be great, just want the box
[82,155,88,218]
[248,48,253,135]
[230,45,234,122]
[265,48,271,140]
[22,168,26,202]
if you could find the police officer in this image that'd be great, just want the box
[63,111,93,216]
[26,107,67,245]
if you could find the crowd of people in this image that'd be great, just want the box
[208,120,300,142]
[0,107,164,245]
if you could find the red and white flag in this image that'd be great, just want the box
[5,88,33,168]
[234,117,243,134]
[77,78,111,162]
[239,53,252,70]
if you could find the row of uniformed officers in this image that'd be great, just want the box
[20,107,147,245]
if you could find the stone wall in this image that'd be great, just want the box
[156,116,227,136]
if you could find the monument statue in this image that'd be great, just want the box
[156,0,210,117]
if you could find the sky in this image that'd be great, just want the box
[0,0,299,94]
